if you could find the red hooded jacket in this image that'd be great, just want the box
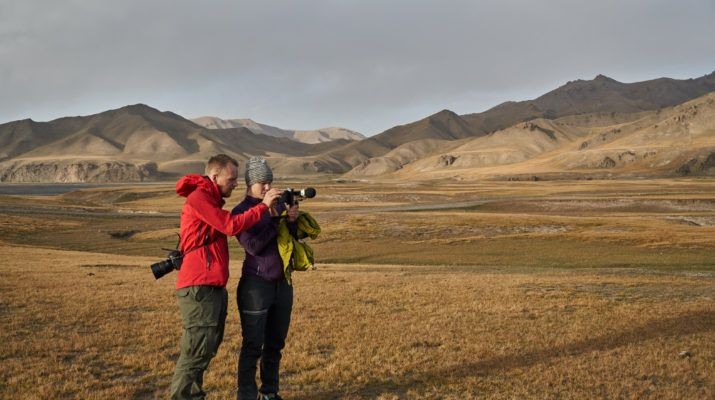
[175,174,268,289]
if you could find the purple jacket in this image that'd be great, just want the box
[232,196,297,281]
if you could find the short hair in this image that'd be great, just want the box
[205,154,239,176]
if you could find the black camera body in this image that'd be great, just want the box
[151,249,183,280]
[279,187,316,207]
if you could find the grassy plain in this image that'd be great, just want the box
[0,178,713,399]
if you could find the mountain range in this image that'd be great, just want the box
[1,71,713,182]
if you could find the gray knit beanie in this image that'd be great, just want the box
[245,157,273,186]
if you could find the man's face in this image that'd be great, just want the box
[213,164,239,198]
[247,181,272,199]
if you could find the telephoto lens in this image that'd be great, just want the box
[151,259,174,279]
[150,250,183,279]
[279,187,317,207]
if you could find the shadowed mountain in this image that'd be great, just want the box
[192,116,365,144]
[341,71,715,176]
[372,109,481,147]
[461,71,715,134]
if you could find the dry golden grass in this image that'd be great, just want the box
[1,246,712,399]
[0,179,714,399]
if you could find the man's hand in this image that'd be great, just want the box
[287,203,299,222]
[262,188,282,208]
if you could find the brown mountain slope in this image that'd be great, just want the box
[0,104,352,182]
[387,119,587,177]
[344,138,466,177]
[461,71,715,134]
[317,109,484,174]
[392,92,715,180]
[22,131,123,158]
[551,93,715,175]
[0,104,203,161]
[372,109,482,147]
[336,72,715,175]
[344,111,637,177]
[0,118,86,161]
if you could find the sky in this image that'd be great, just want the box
[1,0,714,136]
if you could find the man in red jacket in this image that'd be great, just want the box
[170,154,281,400]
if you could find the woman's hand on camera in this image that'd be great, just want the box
[262,188,282,208]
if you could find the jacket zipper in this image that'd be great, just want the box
[205,233,211,270]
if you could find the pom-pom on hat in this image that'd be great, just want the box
[245,157,273,186]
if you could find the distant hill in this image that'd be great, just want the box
[0,104,351,182]
[192,116,365,144]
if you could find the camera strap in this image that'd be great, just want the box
[179,233,220,256]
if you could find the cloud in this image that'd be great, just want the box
[1,0,714,135]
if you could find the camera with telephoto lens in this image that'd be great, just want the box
[151,249,183,280]
[279,187,316,207]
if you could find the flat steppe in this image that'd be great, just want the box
[0,179,713,399]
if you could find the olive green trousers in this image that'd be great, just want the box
[170,285,228,400]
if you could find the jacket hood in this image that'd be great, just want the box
[176,174,220,200]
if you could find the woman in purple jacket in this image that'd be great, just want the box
[232,157,298,400]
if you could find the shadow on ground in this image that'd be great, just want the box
[295,310,714,399]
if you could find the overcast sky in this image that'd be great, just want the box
[1,0,714,136]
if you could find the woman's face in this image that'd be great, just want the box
[247,181,272,199]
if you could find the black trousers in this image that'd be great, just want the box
[237,273,293,400]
